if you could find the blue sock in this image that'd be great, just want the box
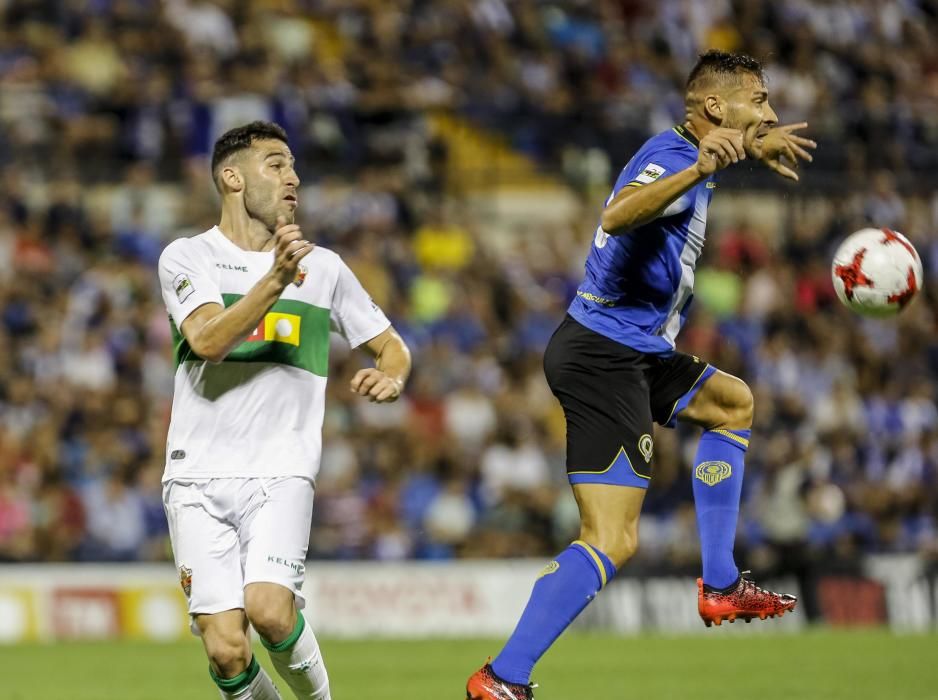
[692,429,750,590]
[491,541,616,685]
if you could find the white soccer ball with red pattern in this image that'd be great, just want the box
[831,227,923,317]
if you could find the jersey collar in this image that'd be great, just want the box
[672,124,699,149]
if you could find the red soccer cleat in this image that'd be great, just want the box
[697,570,797,627]
[466,661,536,700]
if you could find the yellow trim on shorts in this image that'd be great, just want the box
[568,446,650,480]
[572,540,608,588]
[664,364,711,426]
[710,429,750,448]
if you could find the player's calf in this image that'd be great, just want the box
[575,483,643,568]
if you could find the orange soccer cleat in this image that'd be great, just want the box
[698,570,797,627]
[466,662,536,700]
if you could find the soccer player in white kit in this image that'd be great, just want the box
[158,121,412,699]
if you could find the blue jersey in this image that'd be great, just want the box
[567,125,715,354]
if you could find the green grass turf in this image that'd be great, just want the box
[5,629,937,699]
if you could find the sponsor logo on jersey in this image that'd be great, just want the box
[706,182,717,189]
[636,163,665,184]
[216,263,248,272]
[695,460,732,486]
[294,264,307,287]
[576,290,616,307]
[170,449,186,460]
[173,273,195,303]
[638,434,654,463]
[246,312,302,346]
[537,560,560,580]
[179,565,192,597]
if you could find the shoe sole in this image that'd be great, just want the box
[701,604,797,627]
[467,681,528,699]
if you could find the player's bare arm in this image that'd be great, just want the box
[351,327,411,403]
[601,128,745,234]
[181,217,314,363]
[756,122,817,181]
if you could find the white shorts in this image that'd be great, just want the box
[163,476,314,624]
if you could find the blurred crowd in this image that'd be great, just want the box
[0,0,937,585]
[4,0,938,187]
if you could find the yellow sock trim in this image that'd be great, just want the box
[572,540,607,588]
[711,429,749,448]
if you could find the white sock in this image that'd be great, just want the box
[213,657,282,699]
[262,613,331,700]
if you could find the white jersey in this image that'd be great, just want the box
[158,226,390,483]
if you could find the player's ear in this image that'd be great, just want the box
[220,165,244,194]
[703,94,725,124]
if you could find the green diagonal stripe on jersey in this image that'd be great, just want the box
[170,294,331,377]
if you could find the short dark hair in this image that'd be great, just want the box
[211,121,289,190]
[686,50,765,95]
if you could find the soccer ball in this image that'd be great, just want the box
[831,227,923,317]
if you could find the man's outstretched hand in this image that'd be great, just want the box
[758,122,817,182]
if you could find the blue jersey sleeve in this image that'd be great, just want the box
[608,142,698,218]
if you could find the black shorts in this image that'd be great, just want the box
[543,315,714,488]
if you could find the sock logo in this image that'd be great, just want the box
[291,659,313,673]
[695,460,732,486]
[638,434,654,463]
[537,561,560,580]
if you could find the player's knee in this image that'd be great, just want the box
[246,605,294,645]
[711,377,753,429]
[244,583,296,644]
[205,635,251,678]
[724,380,754,428]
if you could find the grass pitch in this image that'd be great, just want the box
[5,629,937,699]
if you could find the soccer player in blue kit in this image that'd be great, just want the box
[467,51,817,700]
